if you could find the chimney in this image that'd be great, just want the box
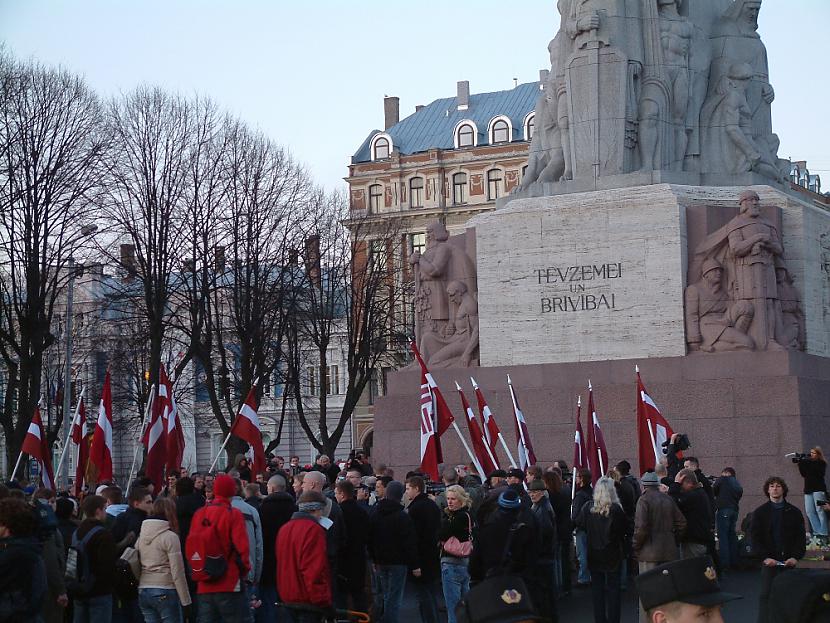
[539,69,549,88]
[120,244,136,280]
[304,235,321,289]
[384,96,400,130]
[457,80,469,111]
[288,248,299,266]
[214,245,226,272]
[415,104,425,112]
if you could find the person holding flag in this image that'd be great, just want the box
[17,403,55,490]
[90,370,114,484]
[636,366,675,476]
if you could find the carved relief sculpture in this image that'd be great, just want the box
[775,266,805,351]
[419,281,480,368]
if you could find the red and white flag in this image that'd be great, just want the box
[161,366,184,474]
[90,371,114,483]
[410,342,454,464]
[456,382,497,476]
[573,396,588,471]
[21,404,55,490]
[416,360,440,481]
[585,381,608,485]
[508,375,537,470]
[230,385,266,476]
[471,377,501,463]
[143,380,167,492]
[72,396,88,496]
[636,366,675,475]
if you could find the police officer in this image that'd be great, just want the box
[635,556,740,623]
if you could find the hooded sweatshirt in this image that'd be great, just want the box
[136,518,191,606]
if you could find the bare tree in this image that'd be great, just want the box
[0,53,105,475]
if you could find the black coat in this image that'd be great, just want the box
[258,491,296,586]
[469,506,539,583]
[175,491,205,547]
[549,489,573,543]
[437,508,473,556]
[75,519,117,597]
[669,484,714,545]
[796,458,827,494]
[111,506,147,547]
[571,485,593,525]
[531,496,557,561]
[367,499,418,569]
[578,503,628,572]
[338,498,369,588]
[0,536,46,622]
[751,501,806,562]
[406,493,442,581]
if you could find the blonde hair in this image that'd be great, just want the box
[590,477,620,517]
[812,447,826,462]
[445,484,471,510]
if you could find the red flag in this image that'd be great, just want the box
[417,363,440,481]
[144,379,167,492]
[72,398,87,496]
[585,381,608,485]
[636,367,676,475]
[229,385,266,477]
[471,377,501,463]
[410,341,454,463]
[573,396,588,471]
[456,382,497,476]
[508,376,537,470]
[90,371,114,483]
[22,405,55,490]
[160,366,185,473]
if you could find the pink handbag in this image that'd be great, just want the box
[443,512,473,558]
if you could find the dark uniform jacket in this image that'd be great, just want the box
[406,493,441,581]
[751,501,806,562]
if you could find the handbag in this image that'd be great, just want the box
[443,511,473,558]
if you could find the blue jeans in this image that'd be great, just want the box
[441,562,470,623]
[198,591,248,623]
[74,594,113,623]
[805,492,828,536]
[375,565,407,623]
[412,577,440,623]
[575,530,591,584]
[591,568,621,623]
[717,507,739,568]
[138,588,182,623]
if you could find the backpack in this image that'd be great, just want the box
[113,547,141,602]
[186,503,232,583]
[65,526,104,597]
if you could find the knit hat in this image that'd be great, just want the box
[385,480,404,503]
[213,474,236,499]
[641,472,660,487]
[498,489,522,509]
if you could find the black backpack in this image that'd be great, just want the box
[65,526,103,597]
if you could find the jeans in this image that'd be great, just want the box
[375,565,407,623]
[804,492,828,536]
[559,539,572,594]
[411,577,440,623]
[74,594,113,623]
[590,568,621,623]
[255,584,284,623]
[138,589,182,623]
[717,507,740,568]
[441,562,470,623]
[198,591,248,623]
[575,530,591,584]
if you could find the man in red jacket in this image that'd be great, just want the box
[187,473,251,623]
[277,490,333,622]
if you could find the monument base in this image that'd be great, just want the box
[373,350,830,514]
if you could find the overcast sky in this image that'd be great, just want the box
[2,0,828,191]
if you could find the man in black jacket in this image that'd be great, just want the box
[572,468,593,586]
[751,476,806,623]
[335,480,370,615]
[405,475,442,623]
[529,479,558,622]
[713,467,743,570]
[668,469,714,559]
[256,474,296,623]
[111,486,152,547]
[73,495,117,623]
[367,481,420,623]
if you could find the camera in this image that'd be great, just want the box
[426,482,446,497]
[787,452,810,463]
[662,433,691,454]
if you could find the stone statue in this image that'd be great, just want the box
[419,281,480,368]
[409,221,478,367]
[685,258,754,352]
[775,265,805,351]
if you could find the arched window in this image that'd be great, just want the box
[409,177,424,208]
[373,136,390,160]
[457,124,475,148]
[368,184,383,212]
[491,119,510,143]
[487,169,503,200]
[525,113,535,141]
[453,173,467,205]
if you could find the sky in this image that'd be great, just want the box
[2,0,828,191]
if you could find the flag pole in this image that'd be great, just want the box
[572,395,581,499]
[497,433,518,468]
[588,379,605,477]
[126,384,156,495]
[647,420,659,466]
[54,386,86,486]
[508,375,530,467]
[451,421,485,479]
[12,450,25,481]
[208,376,260,474]
[482,435,499,471]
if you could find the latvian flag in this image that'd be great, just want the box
[230,385,266,476]
[90,371,114,483]
[22,404,55,490]
[508,375,537,470]
[636,366,675,475]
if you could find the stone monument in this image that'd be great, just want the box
[374,0,830,514]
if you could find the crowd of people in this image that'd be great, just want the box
[1,439,828,623]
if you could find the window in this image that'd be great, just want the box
[492,119,510,143]
[526,114,535,140]
[487,169,503,200]
[453,173,467,205]
[368,184,382,212]
[409,177,424,208]
[457,124,475,148]
[369,240,386,273]
[306,366,317,396]
[409,232,426,256]
[373,136,390,160]
[325,365,340,395]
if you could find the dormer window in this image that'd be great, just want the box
[457,123,475,148]
[371,133,392,160]
[488,115,513,145]
[524,112,535,141]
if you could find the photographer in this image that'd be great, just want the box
[663,433,691,481]
[791,446,828,539]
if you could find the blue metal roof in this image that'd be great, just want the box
[352,81,540,163]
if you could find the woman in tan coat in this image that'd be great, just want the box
[136,497,192,622]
